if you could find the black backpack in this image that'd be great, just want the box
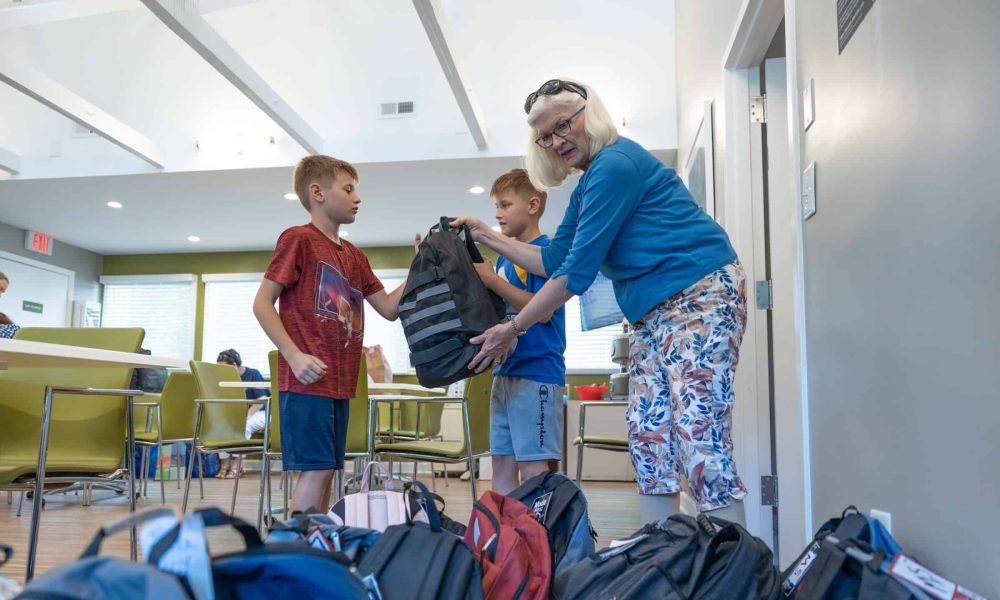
[358,480,484,600]
[555,514,781,600]
[507,472,597,578]
[401,218,505,388]
[129,348,168,392]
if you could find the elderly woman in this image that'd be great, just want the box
[453,79,748,524]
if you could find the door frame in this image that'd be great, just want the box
[721,0,811,566]
[0,248,75,327]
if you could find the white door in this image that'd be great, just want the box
[0,251,74,327]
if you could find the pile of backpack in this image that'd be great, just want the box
[17,472,986,600]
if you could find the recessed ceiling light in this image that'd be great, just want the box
[187,235,201,242]
[469,185,485,194]
[106,201,123,209]
[340,230,349,237]
[491,225,502,232]
[284,192,297,201]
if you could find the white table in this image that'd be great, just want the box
[368,382,446,394]
[0,338,187,370]
[219,381,271,389]
[0,338,185,580]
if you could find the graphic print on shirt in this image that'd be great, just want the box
[315,260,364,346]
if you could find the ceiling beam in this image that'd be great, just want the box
[412,0,487,151]
[0,0,136,31]
[0,58,164,169]
[139,0,323,154]
[0,147,20,175]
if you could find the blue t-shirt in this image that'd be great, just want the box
[540,136,737,324]
[240,367,268,400]
[495,236,566,385]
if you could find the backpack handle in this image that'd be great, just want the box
[145,507,263,564]
[359,460,394,492]
[434,216,486,264]
[80,507,176,558]
[404,480,442,532]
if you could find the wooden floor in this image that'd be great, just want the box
[0,470,641,584]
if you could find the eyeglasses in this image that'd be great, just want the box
[534,107,585,149]
[523,79,588,114]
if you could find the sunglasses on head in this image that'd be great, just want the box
[524,79,588,114]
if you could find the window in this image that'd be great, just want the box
[564,296,622,373]
[100,274,197,361]
[201,274,274,377]
[363,269,411,374]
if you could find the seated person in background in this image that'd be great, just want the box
[0,312,19,339]
[216,348,269,477]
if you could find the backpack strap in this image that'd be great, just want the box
[399,283,451,313]
[407,266,445,291]
[401,300,457,328]
[408,318,464,345]
[435,216,486,263]
[80,507,175,558]
[410,338,462,366]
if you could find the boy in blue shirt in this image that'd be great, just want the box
[473,168,567,495]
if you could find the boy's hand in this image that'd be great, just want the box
[449,216,489,242]
[287,352,327,385]
[473,259,497,287]
[414,233,422,253]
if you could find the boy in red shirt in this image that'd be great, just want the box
[254,155,405,512]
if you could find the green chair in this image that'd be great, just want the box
[262,350,287,519]
[0,326,145,580]
[372,370,492,500]
[573,400,629,484]
[183,361,270,531]
[132,371,200,504]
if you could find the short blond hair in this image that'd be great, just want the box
[0,271,7,283]
[490,168,548,216]
[292,155,359,211]
[524,79,618,192]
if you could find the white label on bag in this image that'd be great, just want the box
[887,554,987,600]
[530,492,553,523]
[783,542,820,596]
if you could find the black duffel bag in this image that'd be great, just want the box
[401,218,505,388]
[358,480,484,600]
[556,513,780,600]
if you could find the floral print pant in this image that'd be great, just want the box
[627,261,748,511]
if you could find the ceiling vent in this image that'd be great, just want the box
[378,101,416,119]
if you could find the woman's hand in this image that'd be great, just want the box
[449,216,490,242]
[468,321,518,373]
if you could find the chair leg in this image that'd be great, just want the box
[16,492,24,517]
[174,444,182,489]
[333,469,343,504]
[141,446,150,497]
[282,471,290,520]
[430,464,436,492]
[576,442,585,485]
[158,443,166,504]
[230,455,243,516]
[181,449,197,514]
[199,453,206,499]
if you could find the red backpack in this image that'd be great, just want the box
[465,491,552,600]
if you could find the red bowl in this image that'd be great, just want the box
[574,384,607,400]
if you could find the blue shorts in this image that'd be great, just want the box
[279,392,348,472]
[490,376,564,462]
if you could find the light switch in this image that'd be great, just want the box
[802,162,817,220]
[803,78,815,130]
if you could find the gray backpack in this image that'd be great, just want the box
[17,509,189,600]
[401,218,505,388]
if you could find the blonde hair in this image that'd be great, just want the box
[490,168,548,217]
[524,79,618,191]
[0,271,7,283]
[292,155,359,211]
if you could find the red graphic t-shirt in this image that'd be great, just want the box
[264,224,383,399]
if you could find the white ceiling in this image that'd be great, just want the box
[0,0,678,254]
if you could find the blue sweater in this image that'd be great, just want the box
[541,137,737,324]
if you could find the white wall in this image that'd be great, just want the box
[795,0,1000,594]
[0,219,101,304]
[675,0,744,222]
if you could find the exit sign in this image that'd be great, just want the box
[25,230,53,256]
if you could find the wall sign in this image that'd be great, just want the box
[24,230,54,256]
[837,0,876,54]
[22,300,44,314]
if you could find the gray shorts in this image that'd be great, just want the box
[490,376,564,462]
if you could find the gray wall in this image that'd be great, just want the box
[796,0,1000,593]
[0,219,102,303]
[675,0,744,223]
